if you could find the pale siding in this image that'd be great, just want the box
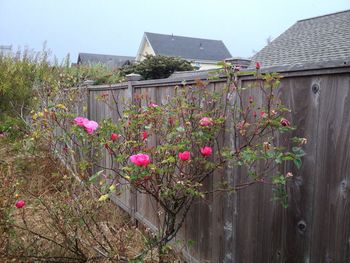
[139,40,155,61]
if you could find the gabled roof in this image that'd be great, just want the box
[250,10,350,68]
[77,53,135,68]
[142,32,232,61]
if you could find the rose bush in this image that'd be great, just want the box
[27,62,305,261]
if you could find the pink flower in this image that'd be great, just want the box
[142,131,148,141]
[111,133,119,141]
[15,200,25,209]
[178,151,190,161]
[200,146,213,157]
[253,111,257,118]
[199,117,214,127]
[280,118,290,127]
[236,121,245,130]
[84,120,99,134]
[255,62,261,70]
[260,112,268,118]
[130,153,150,167]
[74,117,88,127]
[149,103,159,108]
[168,117,175,126]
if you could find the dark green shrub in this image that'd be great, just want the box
[120,54,194,80]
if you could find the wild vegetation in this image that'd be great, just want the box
[0,49,123,139]
[0,50,305,262]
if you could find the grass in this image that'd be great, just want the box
[0,137,182,262]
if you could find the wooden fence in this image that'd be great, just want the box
[86,62,350,263]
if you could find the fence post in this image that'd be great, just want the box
[83,80,95,119]
[126,73,142,223]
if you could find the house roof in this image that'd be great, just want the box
[250,10,350,69]
[77,53,135,68]
[143,32,232,61]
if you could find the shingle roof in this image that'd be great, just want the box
[250,10,350,68]
[145,32,232,61]
[77,53,135,68]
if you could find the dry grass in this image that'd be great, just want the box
[0,138,183,262]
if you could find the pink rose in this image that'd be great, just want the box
[179,151,190,161]
[200,146,213,157]
[74,116,88,127]
[149,103,159,108]
[130,153,150,167]
[111,133,119,141]
[142,131,148,141]
[260,112,268,118]
[15,200,25,209]
[255,62,261,70]
[83,120,99,134]
[280,118,290,127]
[199,117,214,127]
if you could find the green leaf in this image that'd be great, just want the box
[89,170,104,183]
[292,147,306,158]
[294,158,302,169]
[176,126,185,132]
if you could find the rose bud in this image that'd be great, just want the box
[199,117,214,127]
[15,200,25,209]
[260,112,268,118]
[200,146,213,157]
[178,151,191,161]
[142,131,148,141]
[263,141,271,151]
[280,118,290,127]
[110,133,119,141]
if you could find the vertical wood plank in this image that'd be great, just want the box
[310,75,350,263]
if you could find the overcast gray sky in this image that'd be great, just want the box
[1,0,349,63]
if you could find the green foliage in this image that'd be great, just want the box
[120,54,194,80]
[0,115,26,140]
[0,48,123,140]
[27,62,306,260]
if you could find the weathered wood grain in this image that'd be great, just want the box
[85,68,350,263]
[310,75,350,263]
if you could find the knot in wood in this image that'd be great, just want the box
[297,220,307,234]
[311,83,320,94]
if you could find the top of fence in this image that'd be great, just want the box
[87,58,350,91]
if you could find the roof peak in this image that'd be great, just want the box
[78,52,134,58]
[144,32,224,42]
[297,9,350,22]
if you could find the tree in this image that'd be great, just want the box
[120,54,194,80]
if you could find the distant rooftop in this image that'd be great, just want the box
[250,9,350,68]
[0,45,12,56]
[144,32,232,61]
[77,53,135,68]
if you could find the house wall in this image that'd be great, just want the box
[139,40,155,61]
